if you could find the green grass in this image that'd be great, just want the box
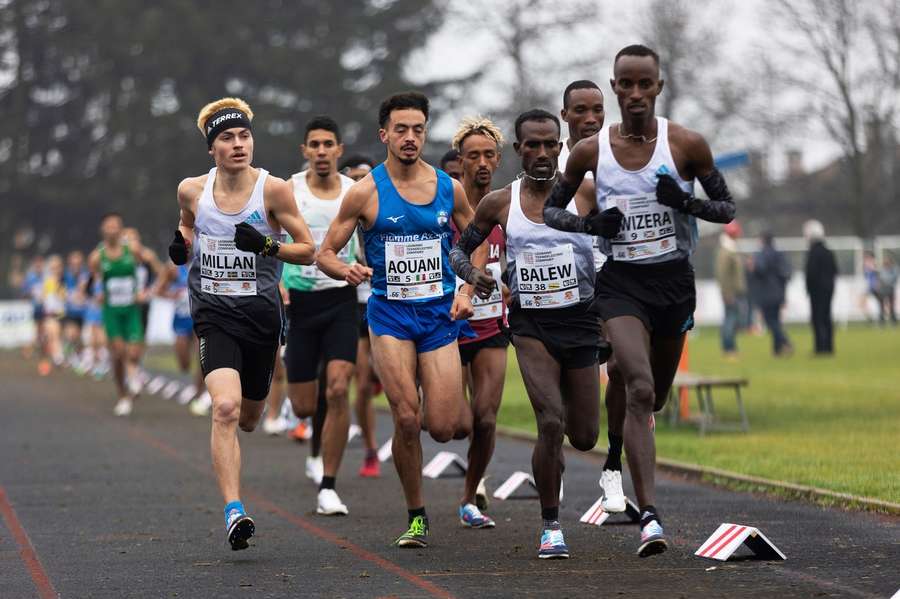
[144,324,900,503]
[498,323,900,504]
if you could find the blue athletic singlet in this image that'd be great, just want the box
[364,164,456,303]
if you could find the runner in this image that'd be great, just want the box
[87,213,159,416]
[451,109,612,559]
[450,116,508,527]
[61,250,90,368]
[282,115,359,515]
[339,154,383,478]
[156,262,205,408]
[559,80,626,513]
[21,255,46,363]
[39,254,67,371]
[317,91,494,547]
[543,44,737,557]
[439,148,463,181]
[78,273,109,379]
[167,97,315,551]
[122,227,163,396]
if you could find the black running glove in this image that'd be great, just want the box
[168,230,190,265]
[234,222,280,256]
[656,174,694,212]
[586,207,625,239]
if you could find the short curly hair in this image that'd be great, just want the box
[196,97,254,136]
[451,116,504,152]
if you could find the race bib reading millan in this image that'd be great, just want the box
[457,262,503,321]
[385,238,442,301]
[608,193,677,262]
[517,244,579,309]
[199,233,257,296]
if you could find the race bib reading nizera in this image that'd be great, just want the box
[457,262,503,321]
[608,193,677,262]
[517,244,580,309]
[199,233,257,296]
[106,276,136,307]
[385,238,442,301]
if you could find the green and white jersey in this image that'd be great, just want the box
[282,170,357,292]
[99,243,138,308]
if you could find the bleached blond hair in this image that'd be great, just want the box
[196,97,254,136]
[451,116,504,152]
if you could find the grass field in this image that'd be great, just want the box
[145,324,900,503]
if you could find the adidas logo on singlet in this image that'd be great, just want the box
[244,210,265,226]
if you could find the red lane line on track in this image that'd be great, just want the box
[0,486,59,599]
[123,425,456,599]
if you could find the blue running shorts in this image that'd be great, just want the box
[173,315,194,337]
[367,293,474,353]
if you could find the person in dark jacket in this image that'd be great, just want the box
[750,232,793,356]
[803,220,837,354]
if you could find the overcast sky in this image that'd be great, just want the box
[406,0,844,179]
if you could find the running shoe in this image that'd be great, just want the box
[37,359,52,377]
[475,477,489,512]
[316,489,349,516]
[394,516,428,548]
[358,455,380,478]
[113,397,133,417]
[538,527,569,559]
[289,421,311,442]
[226,508,255,551]
[189,392,211,417]
[459,503,495,529]
[599,469,627,513]
[262,416,286,436]
[127,374,143,396]
[637,519,668,558]
[305,456,324,485]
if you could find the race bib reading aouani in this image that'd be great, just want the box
[385,238,442,301]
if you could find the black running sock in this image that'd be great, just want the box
[408,507,427,524]
[541,506,559,528]
[365,448,377,460]
[639,505,661,528]
[603,432,623,472]
[319,476,335,491]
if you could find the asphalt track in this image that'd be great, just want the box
[1,352,897,598]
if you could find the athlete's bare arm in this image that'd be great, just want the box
[264,177,316,265]
[317,175,375,286]
[659,124,735,224]
[450,179,494,300]
[449,187,511,297]
[154,264,177,298]
[176,176,204,243]
[87,249,103,303]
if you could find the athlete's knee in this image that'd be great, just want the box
[535,410,565,445]
[212,395,240,425]
[626,378,655,413]
[567,423,599,452]
[326,378,350,406]
[238,411,260,432]
[472,408,497,437]
[394,409,420,440]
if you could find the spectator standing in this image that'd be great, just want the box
[803,220,837,354]
[715,220,745,359]
[878,255,898,325]
[751,232,793,356]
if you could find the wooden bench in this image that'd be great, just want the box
[665,372,750,435]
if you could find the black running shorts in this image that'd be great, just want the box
[458,331,509,366]
[508,300,609,369]
[594,258,696,338]
[198,326,279,401]
[285,286,358,383]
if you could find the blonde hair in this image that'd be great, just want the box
[196,97,254,136]
[451,116,504,152]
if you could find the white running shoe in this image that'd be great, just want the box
[262,417,286,436]
[316,488,348,516]
[599,469,627,513]
[189,392,212,417]
[113,397,133,417]
[306,456,324,485]
[127,373,143,396]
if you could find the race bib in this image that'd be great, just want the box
[385,238,443,301]
[592,237,607,271]
[608,193,677,262]
[106,276,136,307]
[457,262,503,321]
[517,244,580,309]
[298,227,353,280]
[199,233,257,296]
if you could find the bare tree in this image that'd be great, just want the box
[772,0,900,237]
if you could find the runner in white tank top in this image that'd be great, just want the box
[543,45,736,559]
[167,97,316,552]
[450,109,610,560]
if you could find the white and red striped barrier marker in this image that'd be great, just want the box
[145,376,168,395]
[377,438,393,463]
[580,497,640,526]
[161,380,182,400]
[695,523,786,561]
[492,471,564,501]
[422,451,467,479]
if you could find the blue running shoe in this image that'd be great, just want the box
[538,528,569,559]
[637,519,667,558]
[459,503,495,529]
[226,507,255,551]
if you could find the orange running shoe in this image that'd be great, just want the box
[37,359,52,376]
[289,421,310,442]
[358,455,380,478]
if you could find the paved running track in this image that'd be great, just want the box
[1,352,897,598]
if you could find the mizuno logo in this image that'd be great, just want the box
[386,215,405,223]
